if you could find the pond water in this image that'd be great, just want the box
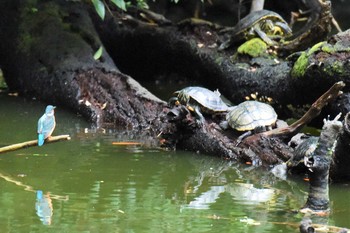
[1,94,350,233]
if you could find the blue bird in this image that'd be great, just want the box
[37,105,56,146]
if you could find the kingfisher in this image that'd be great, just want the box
[37,105,56,146]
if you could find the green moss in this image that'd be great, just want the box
[321,45,335,54]
[321,43,350,54]
[291,42,327,78]
[237,38,267,57]
[307,41,326,56]
[291,51,308,78]
[323,60,344,76]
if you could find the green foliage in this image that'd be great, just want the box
[291,51,308,78]
[92,0,105,20]
[91,0,130,20]
[323,60,344,76]
[111,0,127,11]
[135,0,149,9]
[93,46,103,60]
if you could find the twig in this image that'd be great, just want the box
[0,135,71,154]
[260,81,345,139]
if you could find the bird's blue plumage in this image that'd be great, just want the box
[37,105,56,146]
[38,134,44,146]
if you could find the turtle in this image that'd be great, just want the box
[169,86,229,125]
[219,9,292,50]
[221,100,278,141]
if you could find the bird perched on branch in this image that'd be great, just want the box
[37,105,56,146]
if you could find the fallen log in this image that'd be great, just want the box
[0,135,71,154]
[162,81,345,166]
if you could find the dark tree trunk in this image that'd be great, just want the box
[301,116,342,212]
[332,113,350,180]
[0,0,167,144]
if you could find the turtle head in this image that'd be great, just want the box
[168,97,179,107]
[273,21,292,36]
[261,19,275,32]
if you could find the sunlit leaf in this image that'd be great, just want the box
[111,0,127,11]
[91,0,105,20]
[93,46,103,60]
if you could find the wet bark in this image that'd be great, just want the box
[301,116,342,212]
[331,113,350,180]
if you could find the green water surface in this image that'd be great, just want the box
[1,94,350,233]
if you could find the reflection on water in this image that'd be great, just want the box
[186,186,226,210]
[35,190,53,225]
[1,94,350,232]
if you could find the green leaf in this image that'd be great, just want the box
[93,46,103,60]
[136,0,149,9]
[92,0,105,20]
[111,0,127,11]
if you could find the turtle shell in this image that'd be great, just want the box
[232,10,289,37]
[175,86,228,113]
[226,100,277,131]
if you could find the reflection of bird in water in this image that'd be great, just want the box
[35,190,53,225]
[37,105,56,146]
